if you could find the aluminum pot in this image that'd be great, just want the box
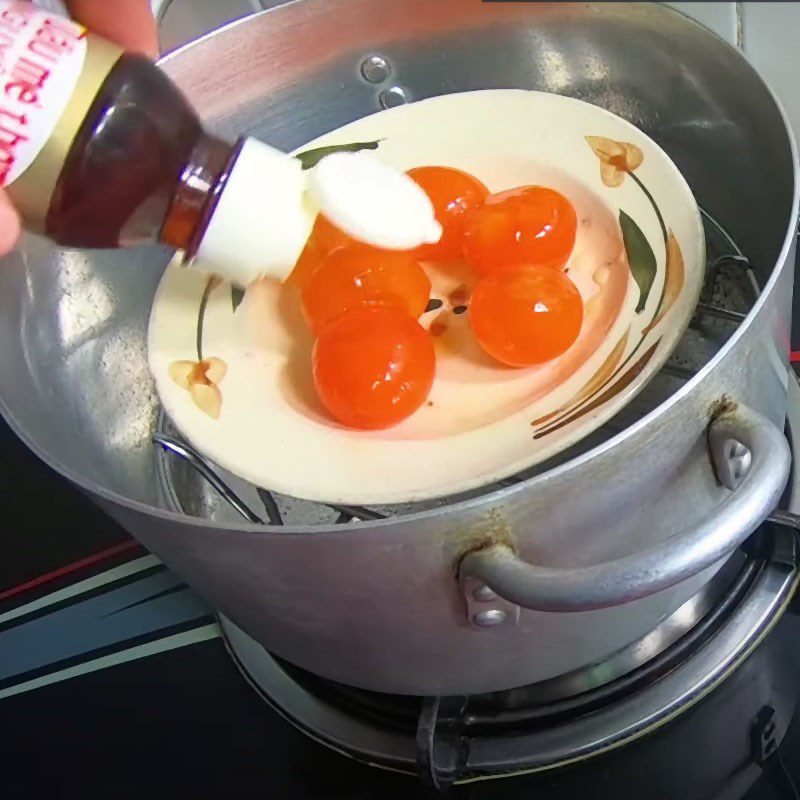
[0,1,796,695]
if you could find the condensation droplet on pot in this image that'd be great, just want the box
[472,608,507,627]
[379,86,408,109]
[361,55,391,83]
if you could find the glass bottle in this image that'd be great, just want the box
[0,0,312,284]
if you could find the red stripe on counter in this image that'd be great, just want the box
[0,540,142,603]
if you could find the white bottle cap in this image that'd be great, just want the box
[193,139,443,287]
[193,138,316,286]
[307,151,442,250]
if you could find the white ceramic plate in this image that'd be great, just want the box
[148,90,705,505]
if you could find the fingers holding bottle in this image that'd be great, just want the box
[0,191,21,257]
[0,2,159,258]
[64,0,159,58]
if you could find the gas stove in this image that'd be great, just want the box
[1,425,800,800]
[2,363,800,800]
[0,176,797,800]
[2,4,800,798]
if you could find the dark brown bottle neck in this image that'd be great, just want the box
[42,50,247,255]
[159,132,235,254]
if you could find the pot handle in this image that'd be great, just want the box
[459,403,791,613]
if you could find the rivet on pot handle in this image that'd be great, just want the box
[459,403,790,615]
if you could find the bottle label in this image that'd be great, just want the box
[0,2,87,187]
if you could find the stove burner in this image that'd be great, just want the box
[219,525,799,791]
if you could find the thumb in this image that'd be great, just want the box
[0,190,21,257]
[65,0,159,59]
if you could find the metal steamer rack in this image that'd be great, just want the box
[153,206,799,535]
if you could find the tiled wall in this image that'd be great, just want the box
[738,3,800,138]
[157,1,798,140]
[669,2,800,139]
[667,2,738,42]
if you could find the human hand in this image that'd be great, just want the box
[65,0,159,58]
[0,0,159,255]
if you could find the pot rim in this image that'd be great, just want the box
[3,2,798,536]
